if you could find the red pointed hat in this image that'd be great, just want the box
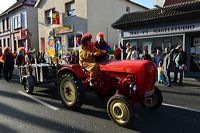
[4,47,11,52]
[82,33,92,40]
[81,33,92,43]
[18,47,25,51]
[97,32,104,37]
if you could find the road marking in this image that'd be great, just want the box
[18,91,59,111]
[163,103,200,113]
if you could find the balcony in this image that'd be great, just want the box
[63,15,87,33]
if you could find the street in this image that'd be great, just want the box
[0,76,200,133]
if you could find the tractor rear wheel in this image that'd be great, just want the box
[59,74,84,110]
[107,94,134,127]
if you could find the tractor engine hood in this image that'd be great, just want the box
[100,60,157,93]
[100,60,154,74]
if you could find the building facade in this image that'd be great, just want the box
[35,0,148,54]
[112,1,200,78]
[0,0,39,52]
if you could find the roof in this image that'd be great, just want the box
[34,0,149,9]
[164,0,194,6]
[0,0,25,17]
[0,0,36,17]
[112,1,200,29]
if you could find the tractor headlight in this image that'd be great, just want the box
[129,84,137,93]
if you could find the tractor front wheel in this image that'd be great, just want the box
[107,94,134,127]
[142,87,163,111]
[59,74,84,110]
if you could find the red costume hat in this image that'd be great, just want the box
[81,33,92,45]
[4,47,11,53]
[97,32,104,38]
[18,47,25,51]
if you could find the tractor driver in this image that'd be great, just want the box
[79,33,106,86]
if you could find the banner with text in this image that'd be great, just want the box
[123,23,200,38]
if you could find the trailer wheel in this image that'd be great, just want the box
[59,74,84,110]
[24,77,34,94]
[107,94,134,127]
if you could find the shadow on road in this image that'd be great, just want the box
[131,105,200,133]
[0,102,87,133]
[0,124,18,133]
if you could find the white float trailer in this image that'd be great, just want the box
[19,62,58,94]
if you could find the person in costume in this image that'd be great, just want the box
[79,33,106,86]
[16,47,26,67]
[16,47,29,81]
[114,45,122,60]
[93,32,111,62]
[3,47,16,82]
[0,47,3,78]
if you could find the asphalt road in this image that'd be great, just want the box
[0,76,199,133]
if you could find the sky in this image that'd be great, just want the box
[0,0,155,13]
[132,0,155,8]
[0,0,16,13]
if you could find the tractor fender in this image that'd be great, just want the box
[22,76,35,86]
[57,66,87,80]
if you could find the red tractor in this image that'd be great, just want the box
[57,60,163,127]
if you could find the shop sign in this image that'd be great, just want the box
[123,23,200,38]
[20,29,28,39]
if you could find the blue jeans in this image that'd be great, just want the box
[165,69,171,85]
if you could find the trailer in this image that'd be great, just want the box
[19,63,58,94]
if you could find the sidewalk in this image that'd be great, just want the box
[179,78,200,87]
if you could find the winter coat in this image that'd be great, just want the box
[141,54,152,61]
[4,52,15,71]
[163,52,175,72]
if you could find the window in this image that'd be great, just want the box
[45,9,60,25]
[52,11,60,24]
[7,38,10,47]
[6,17,9,30]
[65,2,75,16]
[68,35,75,48]
[0,21,2,33]
[13,15,21,29]
[45,9,55,25]
[0,39,2,47]
[2,19,5,31]
[3,39,6,47]
[21,13,26,28]
[45,9,53,24]
[126,6,130,13]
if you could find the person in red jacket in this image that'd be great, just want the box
[3,47,16,82]
[0,47,3,78]
[93,32,111,62]
[114,45,121,60]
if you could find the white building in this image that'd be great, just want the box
[0,0,39,52]
[35,0,148,53]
